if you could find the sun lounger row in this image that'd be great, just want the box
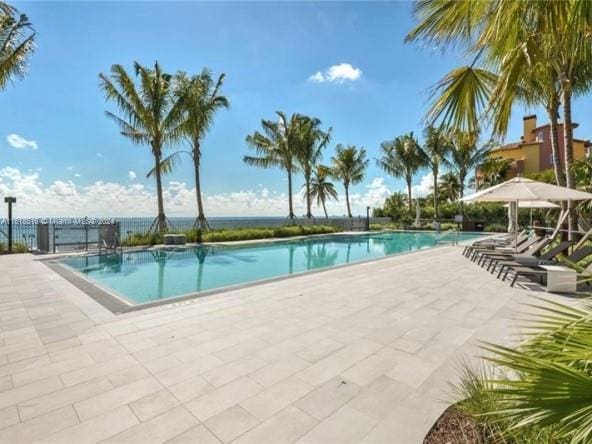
[462,233,592,291]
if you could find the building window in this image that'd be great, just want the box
[538,131,544,141]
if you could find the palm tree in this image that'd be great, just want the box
[0,2,35,91]
[163,69,229,230]
[438,172,461,203]
[477,157,513,189]
[331,144,369,218]
[448,131,492,214]
[309,165,338,218]
[244,112,300,220]
[295,116,332,219]
[418,126,452,218]
[99,62,183,232]
[406,0,592,237]
[376,133,423,212]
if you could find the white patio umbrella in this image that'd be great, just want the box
[503,200,560,227]
[461,177,592,247]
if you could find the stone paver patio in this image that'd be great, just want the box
[0,246,574,443]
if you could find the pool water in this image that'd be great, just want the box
[61,231,485,305]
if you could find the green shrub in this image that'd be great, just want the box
[203,225,341,242]
[123,225,342,246]
[484,223,507,233]
[0,242,28,254]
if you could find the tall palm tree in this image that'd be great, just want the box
[100,62,183,232]
[406,0,592,237]
[0,2,35,91]
[331,144,369,218]
[448,131,492,214]
[438,172,461,203]
[309,165,338,218]
[294,116,332,219]
[163,69,229,230]
[418,126,452,218]
[376,133,423,212]
[244,112,300,220]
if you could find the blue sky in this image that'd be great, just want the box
[2,1,591,217]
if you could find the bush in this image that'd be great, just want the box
[0,242,28,254]
[123,228,202,247]
[123,225,341,246]
[203,225,340,242]
[484,223,507,233]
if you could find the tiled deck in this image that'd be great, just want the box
[0,246,574,443]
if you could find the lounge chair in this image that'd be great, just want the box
[479,236,552,270]
[507,246,592,287]
[462,230,528,257]
[493,241,571,278]
[473,235,543,264]
[467,234,531,261]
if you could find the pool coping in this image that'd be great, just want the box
[41,231,493,315]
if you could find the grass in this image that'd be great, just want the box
[122,224,342,247]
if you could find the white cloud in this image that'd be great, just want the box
[128,170,136,181]
[6,134,38,150]
[74,173,81,178]
[308,63,362,84]
[411,173,434,198]
[0,167,391,218]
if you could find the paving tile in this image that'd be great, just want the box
[348,375,412,420]
[0,376,63,410]
[103,406,198,443]
[0,405,79,442]
[340,348,401,386]
[12,354,95,387]
[107,363,152,388]
[240,407,314,443]
[0,406,19,430]
[130,389,180,422]
[240,377,314,421]
[204,405,259,442]
[74,376,163,421]
[167,424,221,444]
[249,357,310,387]
[185,376,263,421]
[43,405,139,442]
[18,376,113,421]
[296,405,376,444]
[295,377,360,421]
[155,354,223,387]
[60,354,138,386]
[0,376,12,393]
[201,357,267,388]
[168,374,213,403]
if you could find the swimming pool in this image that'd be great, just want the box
[59,231,485,309]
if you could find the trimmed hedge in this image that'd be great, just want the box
[122,225,342,247]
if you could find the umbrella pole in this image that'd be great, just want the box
[515,200,519,254]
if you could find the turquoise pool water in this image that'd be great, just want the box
[61,231,485,305]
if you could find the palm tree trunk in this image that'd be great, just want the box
[433,166,439,219]
[459,171,465,217]
[322,198,328,219]
[345,184,352,218]
[193,144,209,231]
[562,85,577,239]
[305,172,312,219]
[548,103,566,187]
[287,169,295,220]
[406,177,413,212]
[153,149,167,233]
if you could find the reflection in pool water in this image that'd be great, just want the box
[62,231,484,304]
